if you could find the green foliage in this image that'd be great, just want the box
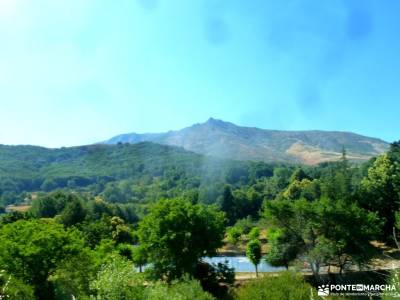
[0,143,276,213]
[78,217,113,248]
[221,185,235,225]
[91,260,216,300]
[248,227,260,240]
[30,192,70,218]
[396,211,400,231]
[234,272,319,300]
[0,138,397,299]
[52,250,96,300]
[283,179,319,201]
[145,277,214,300]
[246,239,262,277]
[0,270,35,300]
[383,268,400,299]
[265,229,299,269]
[359,142,400,240]
[131,245,148,272]
[58,196,87,227]
[231,188,263,221]
[90,255,144,300]
[263,197,381,278]
[0,219,86,299]
[109,216,135,244]
[226,226,242,245]
[195,261,235,298]
[116,243,134,260]
[137,198,226,281]
[233,216,254,234]
[290,168,310,183]
[0,211,31,227]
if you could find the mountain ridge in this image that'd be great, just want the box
[103,118,390,165]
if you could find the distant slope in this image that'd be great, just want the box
[104,118,389,164]
[0,142,203,181]
[0,142,261,198]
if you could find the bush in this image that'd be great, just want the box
[248,227,260,240]
[195,261,234,298]
[227,226,242,245]
[234,272,318,300]
[383,269,400,299]
[234,217,254,234]
[145,277,214,300]
[90,255,144,299]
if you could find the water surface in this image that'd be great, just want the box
[204,256,286,273]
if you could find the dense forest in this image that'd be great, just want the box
[0,142,278,208]
[1,141,400,299]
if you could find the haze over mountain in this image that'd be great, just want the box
[104,118,389,165]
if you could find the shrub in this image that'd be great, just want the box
[145,277,214,300]
[234,217,254,234]
[235,272,318,300]
[227,226,243,245]
[90,255,144,299]
[248,227,260,240]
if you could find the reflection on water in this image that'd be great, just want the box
[137,256,286,273]
[203,256,286,273]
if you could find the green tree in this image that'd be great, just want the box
[263,198,381,279]
[110,216,135,244]
[0,211,30,226]
[246,239,262,277]
[221,185,235,225]
[226,226,242,245]
[0,220,85,299]
[283,179,315,200]
[137,198,225,281]
[90,255,144,300]
[78,217,113,248]
[58,197,87,227]
[360,142,400,240]
[40,179,58,192]
[131,244,148,273]
[234,216,254,234]
[52,250,96,300]
[30,192,79,219]
[290,168,309,183]
[248,227,260,240]
[265,229,299,270]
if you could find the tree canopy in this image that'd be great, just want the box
[137,198,225,280]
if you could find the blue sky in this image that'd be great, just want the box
[0,0,399,147]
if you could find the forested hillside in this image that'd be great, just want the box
[1,141,400,299]
[0,142,277,207]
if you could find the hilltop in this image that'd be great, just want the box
[104,118,389,164]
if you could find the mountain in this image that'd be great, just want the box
[104,118,390,164]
